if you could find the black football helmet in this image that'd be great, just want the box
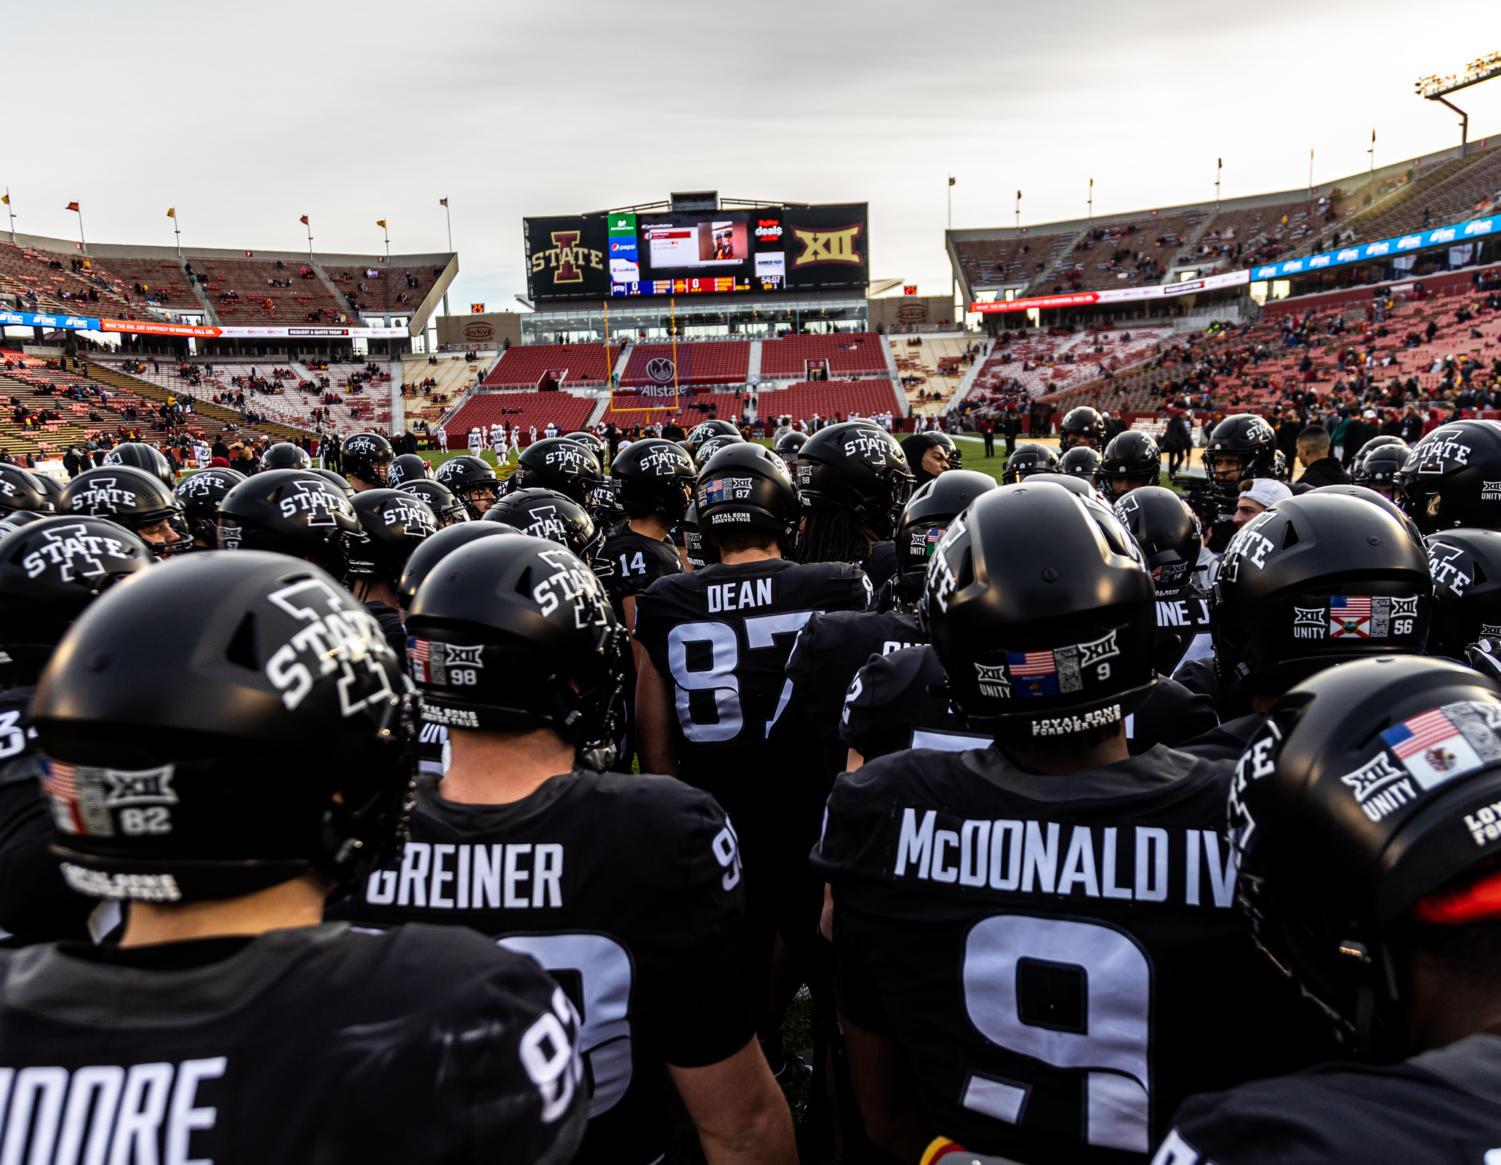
[563,430,608,466]
[693,431,746,472]
[61,465,191,558]
[612,438,695,522]
[33,551,414,903]
[1352,439,1409,501]
[1425,528,1501,659]
[0,510,46,540]
[893,469,996,606]
[1059,406,1107,451]
[1001,443,1059,483]
[1206,413,1278,489]
[102,442,175,489]
[261,442,313,472]
[511,438,603,508]
[697,443,800,552]
[347,489,438,583]
[1057,446,1102,481]
[216,469,362,577]
[772,429,808,467]
[434,454,501,519]
[0,464,58,517]
[398,478,469,527]
[684,419,740,458]
[1398,420,1501,535]
[796,421,913,540]
[406,536,628,769]
[1213,493,1431,707]
[311,467,355,499]
[1114,485,1200,596]
[174,467,247,549]
[1098,430,1161,499]
[387,452,433,489]
[901,431,962,485]
[1230,656,1501,1054]
[484,488,598,558]
[924,482,1155,737]
[1022,472,1102,502]
[341,432,395,486]
[396,522,519,610]
[0,515,152,676]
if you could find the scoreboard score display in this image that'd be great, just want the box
[524,202,868,301]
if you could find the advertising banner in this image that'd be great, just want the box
[1250,214,1499,282]
[782,203,869,291]
[970,268,1249,314]
[524,214,611,301]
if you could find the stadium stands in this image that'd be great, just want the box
[440,391,597,441]
[890,335,983,415]
[483,343,621,388]
[952,231,1077,290]
[759,332,888,378]
[755,379,905,425]
[0,243,147,319]
[599,390,750,430]
[619,341,749,387]
[86,256,204,312]
[1181,195,1326,272]
[190,257,349,324]
[965,325,1174,408]
[1345,143,1501,245]
[401,353,484,427]
[326,264,444,315]
[1042,211,1206,293]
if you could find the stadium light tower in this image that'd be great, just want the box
[1416,51,1501,156]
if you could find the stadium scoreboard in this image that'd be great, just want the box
[524,202,869,302]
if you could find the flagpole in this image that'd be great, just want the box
[1014,190,1022,232]
[1087,177,1094,231]
[1368,129,1376,184]
[1215,158,1223,213]
[3,190,14,244]
[1307,147,1314,210]
[442,199,454,319]
[305,216,314,264]
[382,222,390,264]
[172,211,183,261]
[76,207,88,255]
[946,176,954,326]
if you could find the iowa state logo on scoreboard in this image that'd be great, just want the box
[530,229,605,284]
[792,223,864,267]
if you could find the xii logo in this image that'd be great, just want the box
[792,225,863,267]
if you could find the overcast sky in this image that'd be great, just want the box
[6,0,1500,313]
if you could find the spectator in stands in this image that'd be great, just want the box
[1293,425,1350,490]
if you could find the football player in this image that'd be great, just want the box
[1056,445,1102,483]
[1058,404,1107,451]
[346,535,796,1164]
[1157,656,1501,1163]
[1115,485,1213,676]
[61,465,193,558]
[261,441,313,472]
[1399,418,1501,533]
[340,431,395,491]
[900,431,962,485]
[0,516,151,943]
[387,451,433,488]
[1001,443,1059,483]
[634,442,869,1069]
[484,487,599,558]
[816,482,1326,1162]
[347,488,437,658]
[174,467,245,550]
[510,436,604,509]
[1427,528,1501,661]
[102,441,177,489]
[217,468,362,578]
[1098,430,1162,501]
[1182,491,1431,752]
[1192,413,1278,551]
[435,453,502,518]
[397,477,470,528]
[1351,436,1408,502]
[794,420,913,590]
[2,552,588,1162]
[0,464,57,520]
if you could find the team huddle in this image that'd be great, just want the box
[3,406,1501,1164]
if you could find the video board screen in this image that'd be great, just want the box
[524,203,867,301]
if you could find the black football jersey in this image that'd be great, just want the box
[814,745,1329,1163]
[0,922,587,1163]
[780,609,926,779]
[863,540,899,594]
[343,772,753,1165]
[841,647,1219,762]
[1154,1033,1501,1165]
[1153,586,1214,677]
[0,686,93,943]
[592,522,682,621]
[634,558,870,823]
[364,600,407,660]
[1178,712,1264,763]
